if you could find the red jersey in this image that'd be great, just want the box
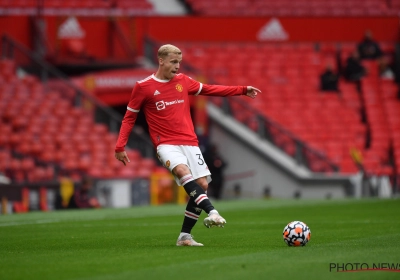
[115,73,247,152]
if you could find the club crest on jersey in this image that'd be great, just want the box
[190,190,196,197]
[176,84,183,92]
[166,160,170,168]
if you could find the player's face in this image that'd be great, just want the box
[161,53,182,80]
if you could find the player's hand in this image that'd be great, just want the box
[246,86,261,99]
[115,151,130,166]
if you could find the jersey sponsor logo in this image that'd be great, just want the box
[257,18,289,41]
[155,101,165,110]
[155,99,184,110]
[165,99,184,106]
[154,90,160,95]
[176,84,183,92]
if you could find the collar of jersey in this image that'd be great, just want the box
[152,74,171,83]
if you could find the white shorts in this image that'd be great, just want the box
[156,144,211,186]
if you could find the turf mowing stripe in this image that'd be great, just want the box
[0,198,386,226]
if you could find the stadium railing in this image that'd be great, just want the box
[215,97,340,173]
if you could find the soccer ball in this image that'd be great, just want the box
[282,221,311,247]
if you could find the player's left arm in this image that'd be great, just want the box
[185,74,261,98]
[200,84,261,98]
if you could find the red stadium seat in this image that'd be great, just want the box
[185,0,391,16]
[176,41,398,177]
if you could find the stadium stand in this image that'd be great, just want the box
[1,0,398,200]
[0,0,155,15]
[0,58,156,183]
[184,0,397,16]
[174,41,398,178]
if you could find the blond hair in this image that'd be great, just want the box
[158,44,182,59]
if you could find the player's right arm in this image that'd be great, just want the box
[114,82,144,165]
[114,110,137,165]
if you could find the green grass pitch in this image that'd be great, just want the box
[1,198,399,280]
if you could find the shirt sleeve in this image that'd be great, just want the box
[127,82,146,112]
[199,84,247,97]
[185,74,247,97]
[115,82,144,152]
[115,110,138,152]
[185,75,203,95]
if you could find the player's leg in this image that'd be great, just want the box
[179,176,208,237]
[173,165,208,246]
[156,145,205,245]
[156,145,225,246]
[174,164,215,214]
[193,176,226,229]
[181,178,207,234]
[173,147,226,230]
[156,145,217,215]
[174,166,225,246]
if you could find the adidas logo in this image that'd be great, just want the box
[154,90,160,95]
[58,16,85,39]
[257,18,289,41]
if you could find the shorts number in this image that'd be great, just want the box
[196,154,204,165]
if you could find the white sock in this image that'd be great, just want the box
[209,209,219,216]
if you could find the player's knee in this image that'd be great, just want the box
[173,164,190,178]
